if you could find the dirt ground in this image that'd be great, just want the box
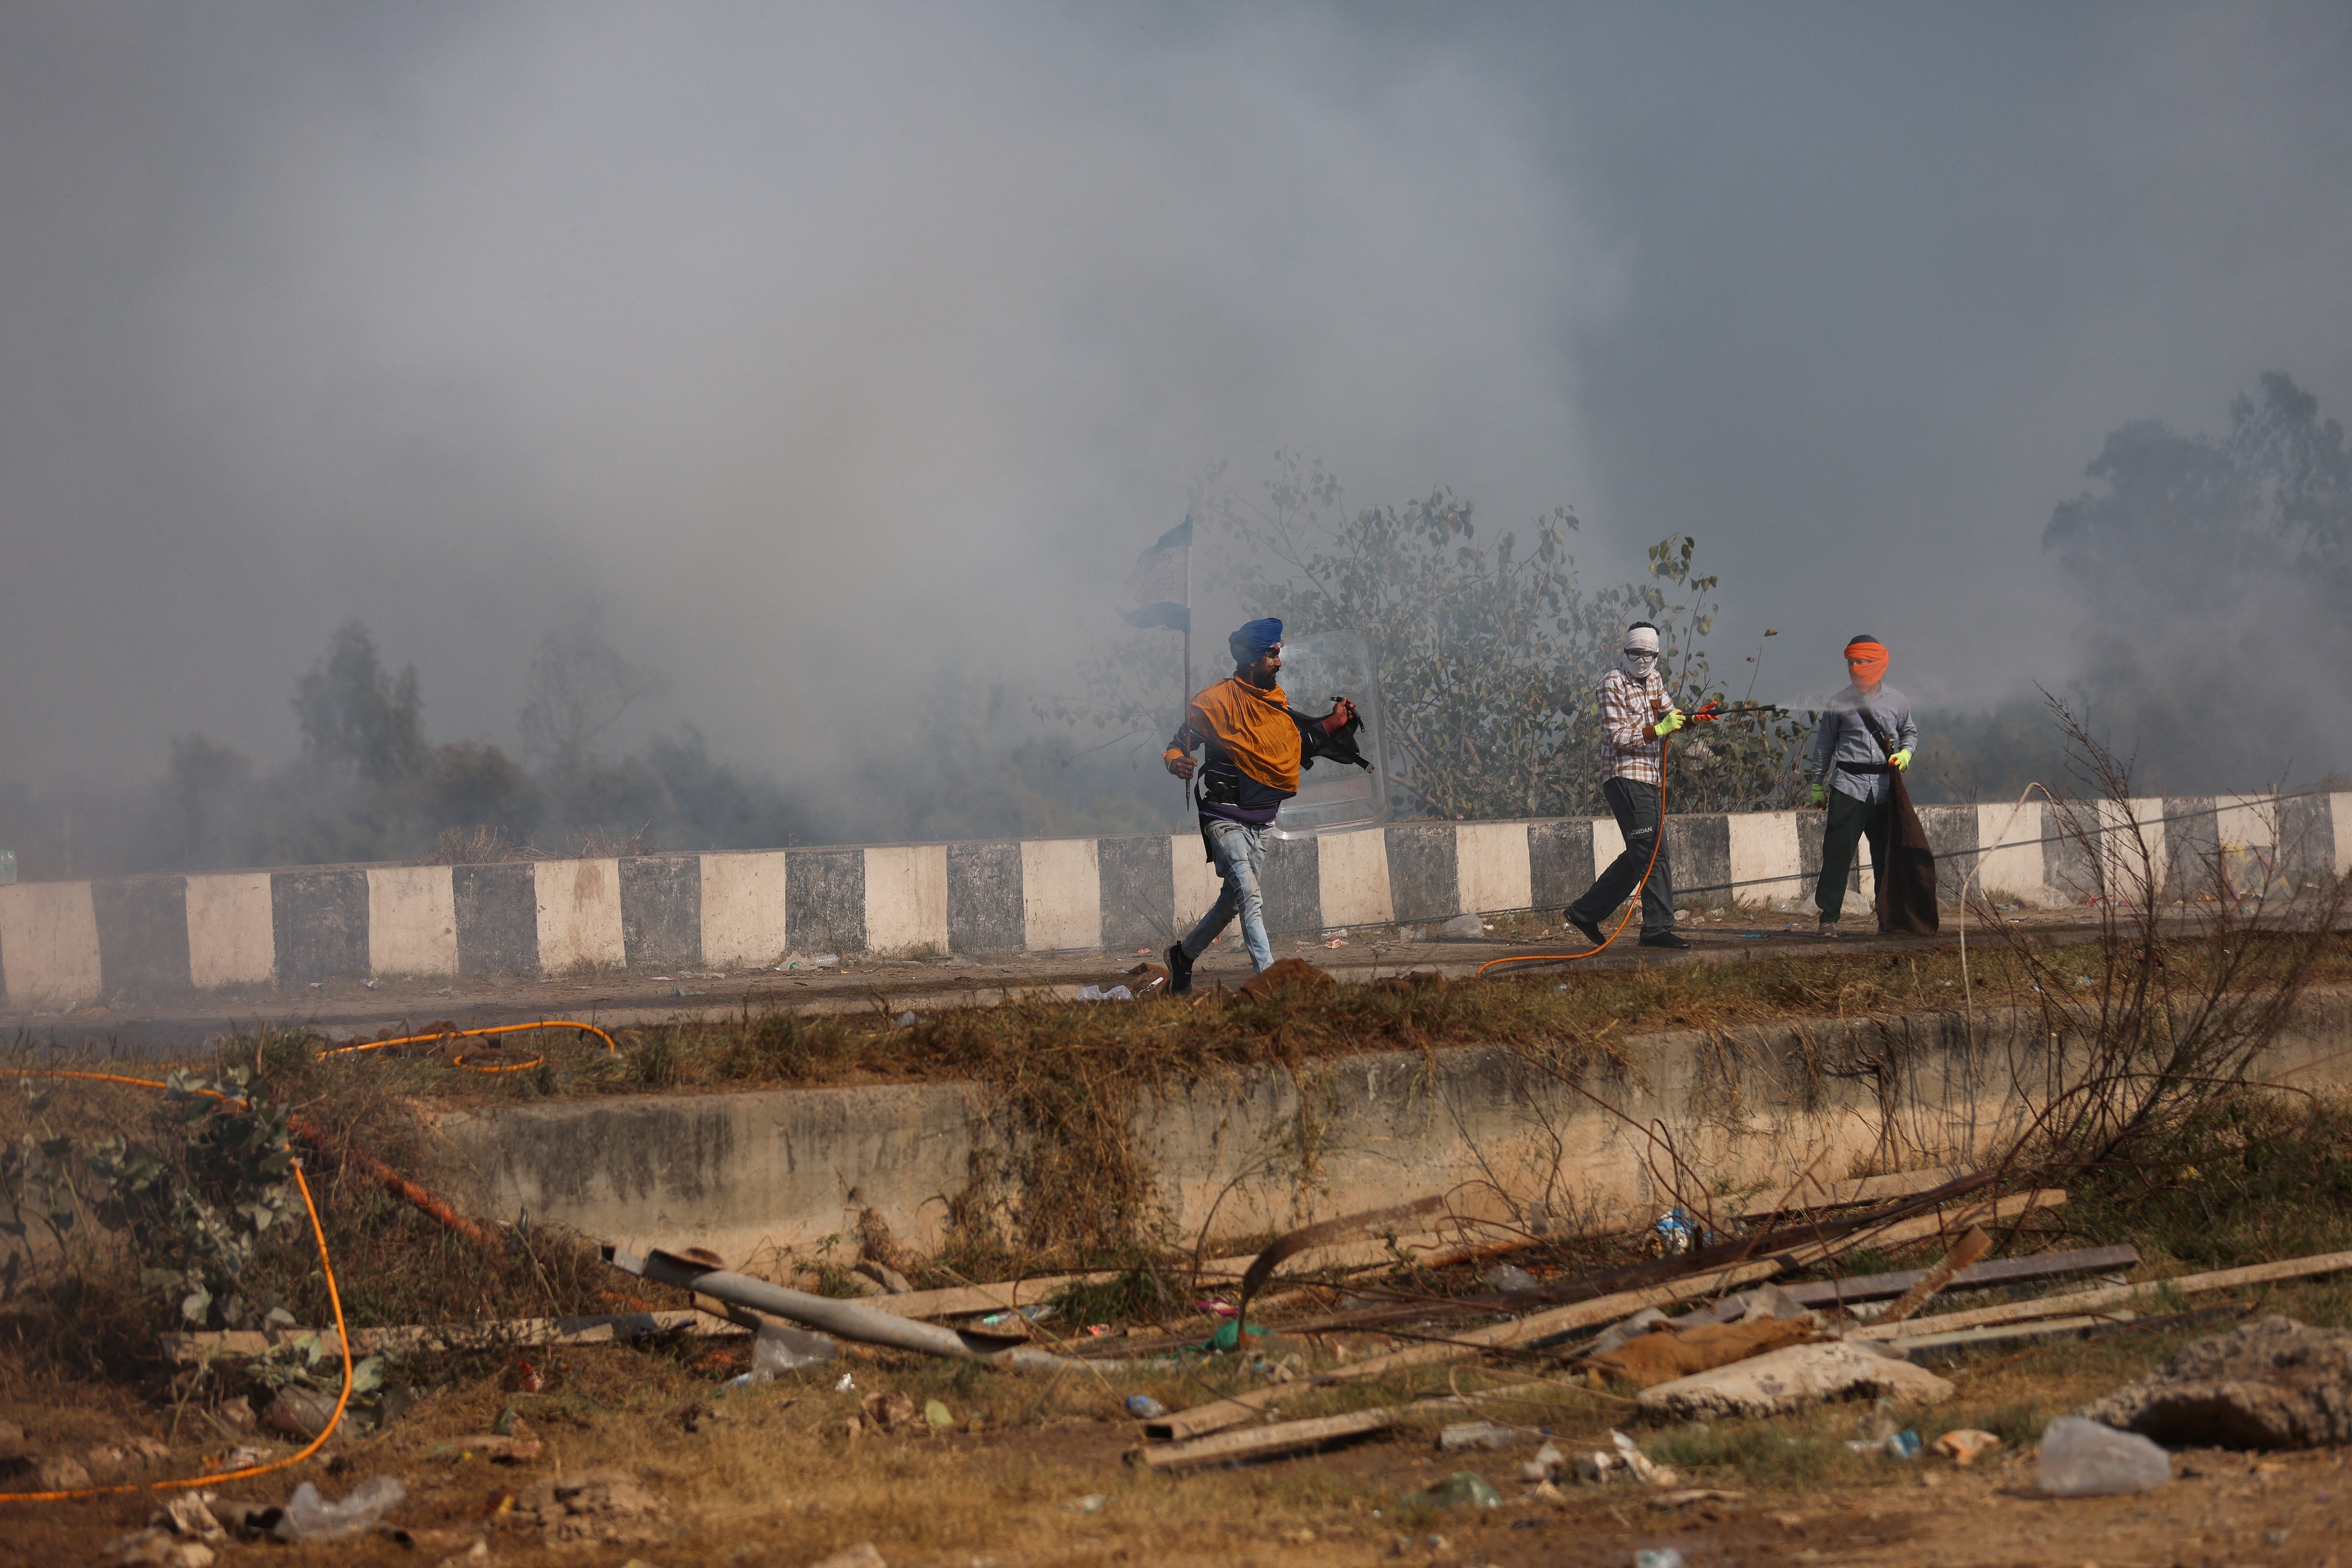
[6,1281,2347,1568]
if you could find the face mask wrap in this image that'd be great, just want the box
[1844,638,1888,690]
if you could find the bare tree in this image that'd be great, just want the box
[517,623,659,784]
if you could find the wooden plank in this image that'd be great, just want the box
[1129,1406,1398,1471]
[1731,1166,1962,1220]
[1144,1258,1782,1442]
[1876,1226,1994,1327]
[1132,1378,1555,1471]
[1750,1243,2138,1310]
[1853,1248,2352,1342]
[1776,1190,2065,1269]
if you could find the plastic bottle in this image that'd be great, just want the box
[2037,1416,2171,1497]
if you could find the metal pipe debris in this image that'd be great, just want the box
[603,1246,1103,1372]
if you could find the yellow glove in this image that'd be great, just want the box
[1890,748,1912,771]
[1809,783,1826,806]
[1652,709,1686,737]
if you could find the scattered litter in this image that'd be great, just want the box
[1438,914,1486,939]
[893,1010,918,1029]
[726,1323,837,1385]
[1648,1489,1744,1511]
[1072,985,1134,1002]
[1933,1429,2004,1465]
[2038,1414,2171,1497]
[860,1391,919,1433]
[1482,1263,1537,1293]
[1650,1208,1705,1254]
[1400,1471,1501,1510]
[1065,1494,1108,1514]
[272,1476,406,1542]
[835,1373,856,1393]
[2077,1316,2352,1448]
[359,978,378,990]
[924,1399,954,1429]
[1633,1550,1686,1568]
[1574,1431,1679,1486]
[1436,1420,1521,1451]
[1125,1395,1167,1420]
[1519,1441,1565,1482]
[783,954,840,971]
[1321,937,1346,948]
[150,1493,225,1543]
[263,1384,340,1439]
[98,1527,215,1568]
[1845,1428,1921,1459]
[979,1303,1058,1328]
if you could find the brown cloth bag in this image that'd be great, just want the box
[1876,768,1941,935]
[1852,706,1940,935]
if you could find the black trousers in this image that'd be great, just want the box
[1816,787,1891,921]
[1569,777,1675,937]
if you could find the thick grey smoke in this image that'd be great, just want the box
[3,3,2350,859]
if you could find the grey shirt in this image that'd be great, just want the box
[1807,683,1917,804]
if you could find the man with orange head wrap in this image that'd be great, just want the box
[1805,635,1918,936]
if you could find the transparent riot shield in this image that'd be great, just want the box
[1271,631,1388,837]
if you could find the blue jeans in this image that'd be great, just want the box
[1180,818,1275,972]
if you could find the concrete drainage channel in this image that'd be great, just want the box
[428,989,2352,1269]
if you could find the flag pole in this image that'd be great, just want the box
[1180,530,1192,807]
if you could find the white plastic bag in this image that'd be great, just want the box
[2038,1415,2170,1497]
[273,1476,405,1541]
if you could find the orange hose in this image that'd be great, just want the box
[317,1018,618,1069]
[0,1066,354,1502]
[1478,729,1675,976]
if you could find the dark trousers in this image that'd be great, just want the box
[1816,787,1891,921]
[1569,777,1675,937]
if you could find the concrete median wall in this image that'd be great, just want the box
[428,989,2352,1266]
[4,791,2346,1008]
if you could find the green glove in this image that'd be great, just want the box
[1809,783,1826,806]
[1652,709,1686,738]
[1890,748,1912,771]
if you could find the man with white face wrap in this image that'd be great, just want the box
[1563,622,1691,949]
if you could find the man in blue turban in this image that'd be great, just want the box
[1161,618,1362,993]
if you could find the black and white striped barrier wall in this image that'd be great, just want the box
[2,792,2344,1008]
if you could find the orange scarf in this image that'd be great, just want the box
[1168,677,1300,792]
[1844,638,1888,691]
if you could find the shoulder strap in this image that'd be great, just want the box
[1852,704,1897,758]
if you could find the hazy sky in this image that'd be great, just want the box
[5,1,2349,785]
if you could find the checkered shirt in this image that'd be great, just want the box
[1596,665,1669,785]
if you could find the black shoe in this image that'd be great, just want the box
[1637,930,1692,949]
[1164,942,1194,996]
[1566,913,1607,948]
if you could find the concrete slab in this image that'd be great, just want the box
[1636,1341,1956,1421]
